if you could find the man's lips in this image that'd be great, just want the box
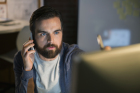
[47,46,55,50]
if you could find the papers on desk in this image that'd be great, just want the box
[0,20,29,34]
[0,18,9,21]
[0,19,13,23]
[0,20,20,26]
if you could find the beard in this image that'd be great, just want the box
[34,40,62,58]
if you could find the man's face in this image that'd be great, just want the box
[34,17,63,58]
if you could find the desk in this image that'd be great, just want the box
[0,20,29,88]
[0,20,29,34]
[0,20,29,54]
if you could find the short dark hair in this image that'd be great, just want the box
[30,6,63,35]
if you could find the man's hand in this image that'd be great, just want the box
[21,39,35,71]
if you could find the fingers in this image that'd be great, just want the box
[26,50,36,57]
[21,40,35,57]
[23,43,35,55]
[23,40,33,47]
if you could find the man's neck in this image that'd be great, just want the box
[38,53,58,61]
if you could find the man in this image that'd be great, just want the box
[13,6,83,93]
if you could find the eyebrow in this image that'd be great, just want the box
[37,29,62,33]
[54,29,62,32]
[37,30,46,33]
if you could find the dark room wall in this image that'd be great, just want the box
[44,0,78,44]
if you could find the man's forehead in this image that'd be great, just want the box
[35,17,62,30]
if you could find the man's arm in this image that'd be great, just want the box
[13,51,33,93]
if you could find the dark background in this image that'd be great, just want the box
[44,0,78,44]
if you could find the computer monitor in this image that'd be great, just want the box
[71,44,140,93]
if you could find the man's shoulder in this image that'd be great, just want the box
[63,42,80,50]
[62,42,84,55]
[13,51,23,65]
[14,51,22,59]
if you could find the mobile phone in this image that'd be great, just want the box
[29,32,35,50]
[97,35,104,50]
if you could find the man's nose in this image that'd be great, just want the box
[47,34,54,44]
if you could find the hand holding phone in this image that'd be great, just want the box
[21,32,35,71]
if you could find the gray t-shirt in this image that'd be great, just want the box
[33,52,61,93]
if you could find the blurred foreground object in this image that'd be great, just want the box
[104,46,111,51]
[97,35,111,51]
[72,43,140,93]
[97,35,104,50]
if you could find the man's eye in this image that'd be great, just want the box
[41,33,46,36]
[54,32,59,35]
